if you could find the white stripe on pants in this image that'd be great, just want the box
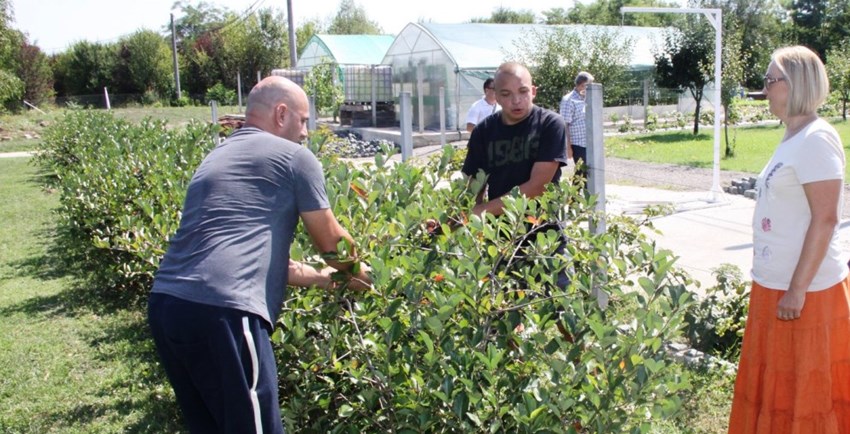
[242,316,263,434]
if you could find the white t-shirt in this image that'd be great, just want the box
[751,118,848,291]
[465,97,500,128]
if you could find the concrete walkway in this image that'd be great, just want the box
[0,151,34,158]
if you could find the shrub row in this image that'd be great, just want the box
[37,111,726,432]
[35,110,217,291]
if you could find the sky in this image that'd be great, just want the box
[12,0,579,55]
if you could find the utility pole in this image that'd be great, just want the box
[287,0,297,67]
[171,14,183,99]
[170,13,182,100]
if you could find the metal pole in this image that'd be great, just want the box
[257,70,262,83]
[709,10,723,200]
[621,6,724,201]
[237,70,243,113]
[210,100,220,145]
[586,83,605,234]
[103,87,111,110]
[170,13,182,100]
[286,0,297,67]
[308,95,317,131]
[371,65,377,127]
[439,86,446,147]
[400,91,413,161]
[416,63,425,133]
[643,78,649,128]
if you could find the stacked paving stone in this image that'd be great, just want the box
[724,177,758,199]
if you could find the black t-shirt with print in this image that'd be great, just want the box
[461,105,568,200]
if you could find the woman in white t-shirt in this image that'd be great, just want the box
[728,46,850,433]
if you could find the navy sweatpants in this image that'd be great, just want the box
[148,293,284,434]
[571,144,587,182]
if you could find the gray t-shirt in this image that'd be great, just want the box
[152,127,329,326]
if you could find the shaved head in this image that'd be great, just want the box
[245,76,310,143]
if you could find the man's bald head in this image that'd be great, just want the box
[245,76,310,143]
[493,62,536,125]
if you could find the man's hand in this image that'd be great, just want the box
[329,263,372,291]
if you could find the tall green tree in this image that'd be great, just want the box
[789,0,850,59]
[471,7,536,23]
[52,41,117,97]
[719,29,745,157]
[699,0,785,89]
[328,0,382,34]
[220,8,289,90]
[114,30,173,99]
[170,0,226,50]
[654,17,714,135]
[16,41,54,106]
[827,41,850,120]
[0,0,23,111]
[507,27,634,110]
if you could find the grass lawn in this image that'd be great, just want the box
[0,105,241,154]
[0,157,184,433]
[606,118,850,177]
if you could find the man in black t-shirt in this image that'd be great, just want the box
[461,62,570,290]
[462,62,568,215]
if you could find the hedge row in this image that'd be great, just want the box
[37,111,699,432]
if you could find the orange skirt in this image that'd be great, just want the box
[728,277,850,434]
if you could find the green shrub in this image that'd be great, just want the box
[277,144,696,432]
[684,264,749,359]
[37,115,702,431]
[0,69,24,113]
[35,110,217,291]
[171,95,193,107]
[205,82,236,105]
[617,115,634,133]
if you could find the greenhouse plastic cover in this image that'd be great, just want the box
[298,34,395,68]
[386,23,665,71]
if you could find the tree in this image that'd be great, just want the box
[170,0,226,50]
[654,17,714,135]
[565,0,681,26]
[328,0,382,35]
[541,7,570,24]
[827,41,850,121]
[114,30,173,100]
[507,27,634,110]
[719,29,745,157]
[16,41,54,106]
[471,7,536,24]
[296,19,323,57]
[789,0,850,59]
[0,0,23,111]
[303,60,343,120]
[705,0,787,89]
[52,41,117,97]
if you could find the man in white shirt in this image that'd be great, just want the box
[465,77,501,132]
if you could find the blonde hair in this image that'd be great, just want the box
[770,46,829,117]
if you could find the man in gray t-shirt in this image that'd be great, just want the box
[148,76,370,434]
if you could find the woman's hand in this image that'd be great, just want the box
[777,289,806,320]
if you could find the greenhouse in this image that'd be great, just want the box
[381,22,665,131]
[296,34,395,68]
